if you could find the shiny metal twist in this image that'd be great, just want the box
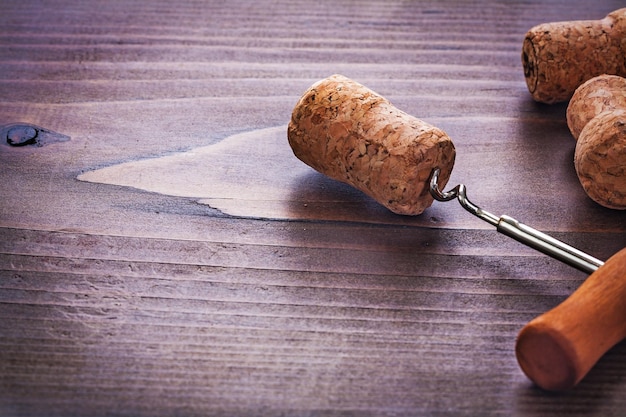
[429,168,604,274]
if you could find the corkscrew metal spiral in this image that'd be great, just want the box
[429,168,604,274]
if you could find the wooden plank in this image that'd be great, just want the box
[1,0,626,416]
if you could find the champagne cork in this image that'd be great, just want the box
[566,75,626,209]
[522,8,626,104]
[287,74,456,216]
[567,74,626,140]
[574,109,626,209]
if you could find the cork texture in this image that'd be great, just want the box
[287,74,456,216]
[522,8,626,104]
[567,75,626,140]
[575,110,626,209]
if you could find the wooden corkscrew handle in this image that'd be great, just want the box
[515,247,626,391]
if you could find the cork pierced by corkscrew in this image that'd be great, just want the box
[287,9,626,392]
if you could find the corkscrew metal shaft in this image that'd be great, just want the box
[429,168,604,274]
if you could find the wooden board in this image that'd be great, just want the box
[1,1,626,415]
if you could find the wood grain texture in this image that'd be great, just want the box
[1,1,626,416]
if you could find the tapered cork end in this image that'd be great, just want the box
[575,110,626,209]
[567,75,626,140]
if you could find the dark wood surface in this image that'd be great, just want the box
[2,1,626,416]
